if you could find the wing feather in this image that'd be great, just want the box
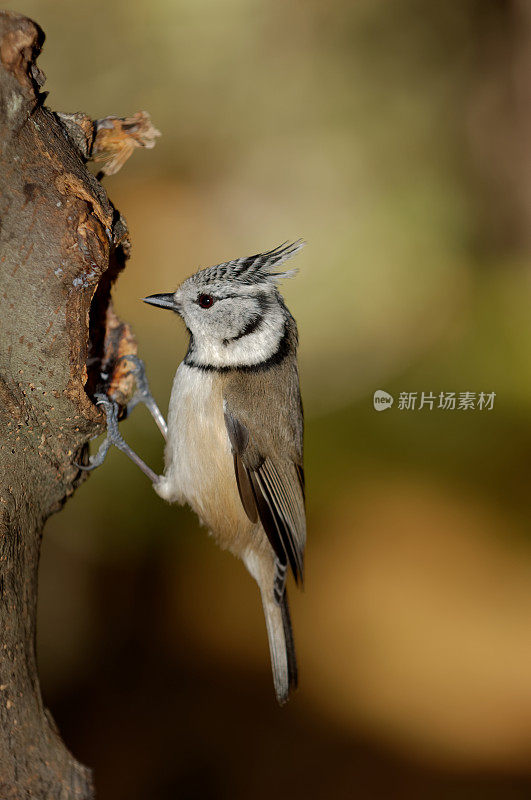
[233,452,258,523]
[256,459,304,582]
[248,469,289,572]
[224,410,305,584]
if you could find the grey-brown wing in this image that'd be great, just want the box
[224,410,305,584]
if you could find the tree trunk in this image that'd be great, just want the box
[0,11,145,798]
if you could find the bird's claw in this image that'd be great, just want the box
[75,393,127,472]
[75,439,111,471]
[117,354,168,438]
[75,358,165,477]
[116,354,150,414]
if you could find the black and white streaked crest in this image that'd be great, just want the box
[192,241,305,288]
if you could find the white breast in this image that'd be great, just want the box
[155,363,251,549]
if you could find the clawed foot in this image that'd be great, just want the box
[76,393,126,471]
[118,354,168,439]
[75,355,164,483]
[76,391,159,483]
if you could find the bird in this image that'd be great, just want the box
[81,241,306,704]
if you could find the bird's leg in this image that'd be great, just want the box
[118,354,167,440]
[75,354,165,479]
[76,394,160,484]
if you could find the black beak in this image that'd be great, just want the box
[143,293,178,312]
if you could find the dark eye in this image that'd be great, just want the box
[198,294,214,309]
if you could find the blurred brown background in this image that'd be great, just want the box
[16,0,531,797]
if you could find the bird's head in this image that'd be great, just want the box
[143,241,304,370]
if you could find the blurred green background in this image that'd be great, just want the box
[18,0,531,797]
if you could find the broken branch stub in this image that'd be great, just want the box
[0,10,158,798]
[91,110,161,176]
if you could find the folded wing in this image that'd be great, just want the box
[224,410,305,584]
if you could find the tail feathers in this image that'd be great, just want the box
[281,592,298,691]
[262,589,298,705]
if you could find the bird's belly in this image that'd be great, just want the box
[156,365,252,551]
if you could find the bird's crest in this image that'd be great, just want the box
[194,241,305,286]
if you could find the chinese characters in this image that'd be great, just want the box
[396,391,496,411]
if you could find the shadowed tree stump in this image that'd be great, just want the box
[0,11,156,798]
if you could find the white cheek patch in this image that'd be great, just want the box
[192,304,285,368]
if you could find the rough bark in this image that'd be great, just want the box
[0,11,147,798]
